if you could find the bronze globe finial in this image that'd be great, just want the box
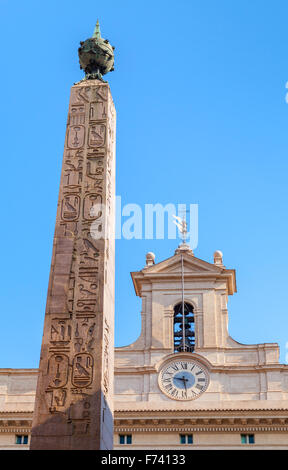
[78,20,115,81]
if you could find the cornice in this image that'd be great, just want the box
[114,363,288,374]
[132,271,236,297]
[0,369,38,375]
[114,425,288,433]
[114,408,288,414]
[0,413,287,435]
[0,416,33,433]
[115,366,156,374]
[0,428,31,434]
[114,414,288,433]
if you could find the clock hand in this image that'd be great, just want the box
[175,377,188,384]
[175,376,188,395]
[182,375,187,391]
[175,376,189,388]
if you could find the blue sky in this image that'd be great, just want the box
[0,0,288,367]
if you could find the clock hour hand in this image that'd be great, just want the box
[175,376,188,389]
[182,375,188,391]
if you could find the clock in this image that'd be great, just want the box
[158,358,209,401]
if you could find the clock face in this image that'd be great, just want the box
[158,359,209,401]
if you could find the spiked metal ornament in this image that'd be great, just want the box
[78,20,115,81]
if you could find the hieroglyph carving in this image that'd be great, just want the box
[31,81,115,450]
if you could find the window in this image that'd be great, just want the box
[174,302,195,353]
[180,434,193,444]
[241,434,255,444]
[119,434,132,445]
[15,435,28,445]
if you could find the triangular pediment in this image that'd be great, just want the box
[142,252,224,275]
[131,250,237,296]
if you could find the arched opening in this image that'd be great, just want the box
[173,302,195,353]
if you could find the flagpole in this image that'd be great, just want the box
[181,253,186,352]
[173,213,188,353]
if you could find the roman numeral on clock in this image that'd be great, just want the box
[163,371,173,376]
[163,378,172,383]
[195,384,203,390]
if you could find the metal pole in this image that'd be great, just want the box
[181,253,185,352]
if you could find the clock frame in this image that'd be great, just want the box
[158,358,210,401]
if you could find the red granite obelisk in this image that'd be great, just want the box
[30,23,116,450]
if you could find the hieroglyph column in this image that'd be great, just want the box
[30,79,116,450]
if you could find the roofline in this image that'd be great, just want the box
[131,269,237,297]
[0,369,39,375]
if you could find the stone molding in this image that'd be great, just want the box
[115,363,288,373]
[0,428,31,434]
[114,413,288,433]
[0,369,38,375]
[114,425,288,433]
[114,408,288,413]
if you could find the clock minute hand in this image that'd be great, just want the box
[182,375,188,391]
[174,376,190,397]
[175,376,188,388]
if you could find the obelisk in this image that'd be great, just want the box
[30,21,116,450]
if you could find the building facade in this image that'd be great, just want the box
[0,369,37,450]
[113,245,288,449]
[1,22,288,452]
[1,245,288,449]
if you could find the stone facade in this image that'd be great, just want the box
[1,247,288,449]
[0,369,37,449]
[113,246,288,449]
